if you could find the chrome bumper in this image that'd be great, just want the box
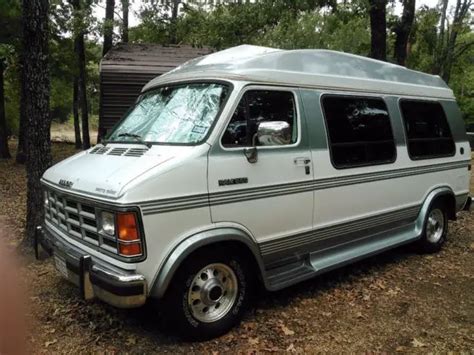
[36,225,147,308]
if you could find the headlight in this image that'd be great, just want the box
[44,192,49,206]
[100,211,115,236]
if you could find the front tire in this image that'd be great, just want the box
[162,247,253,340]
[416,201,448,253]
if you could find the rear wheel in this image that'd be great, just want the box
[162,247,253,340]
[416,201,448,253]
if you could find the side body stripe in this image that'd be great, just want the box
[259,205,421,261]
[140,160,470,215]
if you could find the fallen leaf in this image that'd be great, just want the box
[126,336,137,346]
[411,338,427,348]
[248,337,259,345]
[44,339,57,347]
[280,324,295,336]
[286,343,296,352]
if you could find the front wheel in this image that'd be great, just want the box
[162,248,253,340]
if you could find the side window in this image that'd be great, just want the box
[222,90,297,147]
[400,100,455,159]
[322,95,396,169]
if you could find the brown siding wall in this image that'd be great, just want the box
[100,72,158,134]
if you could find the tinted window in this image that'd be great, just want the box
[400,101,454,159]
[322,96,396,168]
[222,90,297,147]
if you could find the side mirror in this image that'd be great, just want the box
[243,121,291,164]
[257,121,291,146]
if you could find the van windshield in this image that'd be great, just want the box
[107,82,230,145]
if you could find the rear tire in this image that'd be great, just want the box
[162,247,253,340]
[416,201,448,253]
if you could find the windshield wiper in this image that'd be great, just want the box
[117,133,152,148]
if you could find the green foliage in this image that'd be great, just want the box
[256,7,370,54]
[0,0,102,132]
[406,6,439,72]
[0,0,21,46]
[407,7,474,122]
[3,55,20,134]
[1,0,473,135]
[449,32,474,122]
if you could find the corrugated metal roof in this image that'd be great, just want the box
[99,44,213,135]
[100,43,213,74]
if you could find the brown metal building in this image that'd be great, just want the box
[99,43,213,137]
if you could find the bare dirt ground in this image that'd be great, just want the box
[0,141,473,353]
[50,123,98,145]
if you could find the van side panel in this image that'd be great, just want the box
[261,90,470,270]
[442,100,470,143]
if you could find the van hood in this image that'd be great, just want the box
[42,144,203,200]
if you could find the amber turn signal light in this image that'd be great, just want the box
[117,212,139,241]
[117,212,142,257]
[119,242,142,256]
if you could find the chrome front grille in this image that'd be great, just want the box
[44,188,119,254]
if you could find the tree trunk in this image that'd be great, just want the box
[73,76,82,149]
[103,0,115,56]
[22,0,51,246]
[170,0,180,44]
[369,0,387,61]
[0,58,11,159]
[121,0,129,43]
[393,0,416,66]
[75,32,90,149]
[433,0,449,75]
[440,0,471,83]
[71,0,91,149]
[16,57,27,164]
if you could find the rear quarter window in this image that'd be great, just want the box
[321,95,396,169]
[400,100,455,160]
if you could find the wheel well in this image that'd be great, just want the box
[433,193,456,220]
[155,239,264,299]
[185,240,262,280]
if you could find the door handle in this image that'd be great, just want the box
[294,157,311,166]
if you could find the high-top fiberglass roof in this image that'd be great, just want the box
[143,45,453,99]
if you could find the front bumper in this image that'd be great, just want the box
[36,225,147,308]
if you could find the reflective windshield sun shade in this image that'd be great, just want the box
[107,83,229,145]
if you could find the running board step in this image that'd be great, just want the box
[264,223,418,291]
[266,261,315,291]
[310,223,417,273]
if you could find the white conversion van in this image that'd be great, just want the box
[38,45,472,339]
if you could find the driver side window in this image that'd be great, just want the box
[221,90,298,147]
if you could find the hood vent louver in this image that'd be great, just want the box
[124,148,149,157]
[89,146,149,157]
[89,146,111,155]
[109,147,128,156]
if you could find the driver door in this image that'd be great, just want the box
[207,87,314,261]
